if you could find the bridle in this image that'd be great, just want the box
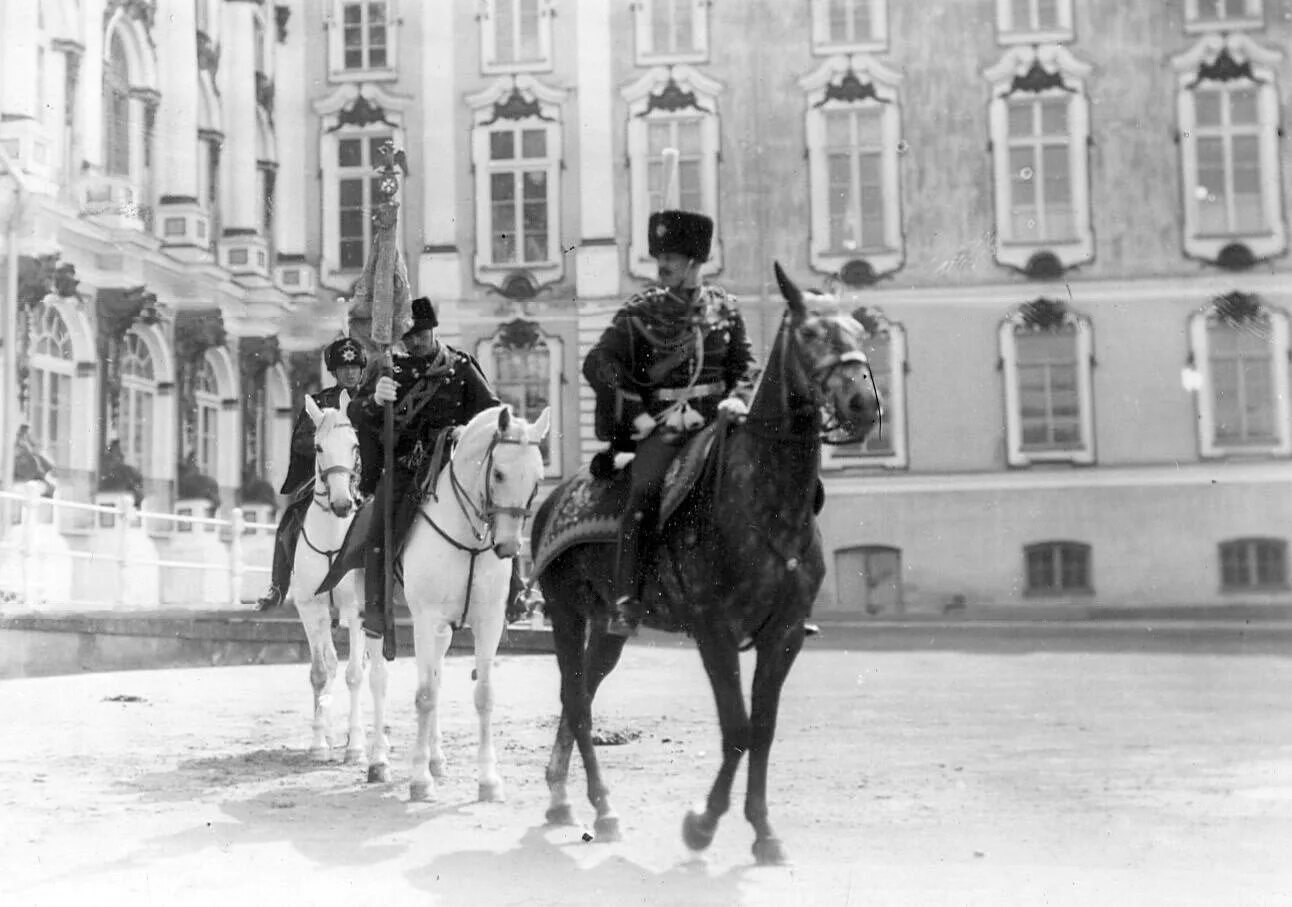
[312,417,360,511]
[443,427,544,544]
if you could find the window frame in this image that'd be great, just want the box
[479,0,554,76]
[26,301,75,470]
[467,75,568,292]
[999,301,1096,467]
[1188,298,1291,459]
[118,331,156,477]
[1023,540,1093,596]
[821,309,907,470]
[995,0,1074,46]
[633,0,710,66]
[476,322,565,478]
[1172,34,1286,265]
[328,0,399,82]
[622,65,725,280]
[810,0,889,56]
[1184,0,1263,34]
[1218,537,1287,591]
[983,45,1094,274]
[801,55,905,282]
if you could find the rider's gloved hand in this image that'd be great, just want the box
[630,412,656,441]
[717,397,749,418]
[373,376,398,405]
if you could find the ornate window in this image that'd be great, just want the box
[1172,35,1285,267]
[995,0,1073,45]
[999,299,1095,466]
[1024,541,1092,595]
[1188,293,1291,458]
[26,302,74,469]
[801,56,904,283]
[623,66,724,279]
[328,1,398,80]
[103,33,131,177]
[338,134,390,271]
[119,332,155,476]
[193,357,221,479]
[1185,0,1263,33]
[477,320,564,477]
[468,76,567,294]
[822,306,907,470]
[1219,538,1286,591]
[810,0,888,56]
[984,45,1093,275]
[479,0,554,75]
[633,0,709,66]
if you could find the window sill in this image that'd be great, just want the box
[636,50,709,66]
[811,40,889,57]
[1184,18,1264,33]
[478,261,558,273]
[328,68,398,84]
[997,28,1074,46]
[1023,588,1094,598]
[1191,231,1276,241]
[1220,584,1289,594]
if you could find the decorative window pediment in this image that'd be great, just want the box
[1184,0,1264,34]
[999,298,1095,466]
[1172,34,1286,268]
[984,45,1094,276]
[801,55,904,285]
[810,0,888,56]
[622,65,724,280]
[633,0,709,66]
[821,304,907,470]
[1187,292,1291,459]
[476,318,564,477]
[995,0,1073,46]
[467,75,567,296]
[479,0,555,75]
[327,1,399,82]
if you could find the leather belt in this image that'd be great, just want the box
[656,381,723,402]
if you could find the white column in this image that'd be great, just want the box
[219,0,260,234]
[274,0,307,257]
[79,0,106,171]
[573,0,620,299]
[154,0,201,201]
[415,0,462,300]
[0,2,39,121]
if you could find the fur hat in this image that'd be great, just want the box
[323,337,367,371]
[404,297,438,336]
[648,210,714,261]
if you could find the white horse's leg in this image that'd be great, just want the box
[472,568,508,802]
[297,598,337,760]
[409,609,453,802]
[365,630,391,784]
[340,592,367,764]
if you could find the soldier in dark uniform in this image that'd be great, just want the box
[343,297,501,648]
[255,337,367,611]
[583,209,756,637]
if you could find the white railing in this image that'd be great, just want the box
[0,484,278,612]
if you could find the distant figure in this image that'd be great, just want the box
[13,425,56,498]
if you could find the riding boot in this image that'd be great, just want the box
[361,546,396,660]
[256,512,297,610]
[506,558,528,624]
[607,509,648,637]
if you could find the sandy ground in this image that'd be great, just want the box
[1,635,1290,906]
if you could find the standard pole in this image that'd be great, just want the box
[381,348,395,659]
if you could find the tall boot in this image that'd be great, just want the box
[362,545,398,661]
[256,512,296,610]
[606,509,647,637]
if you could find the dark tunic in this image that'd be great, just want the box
[583,284,754,450]
[278,384,357,496]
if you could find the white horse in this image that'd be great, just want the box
[361,403,550,802]
[290,392,370,762]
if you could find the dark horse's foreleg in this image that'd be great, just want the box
[545,593,627,840]
[683,627,750,855]
[744,622,805,865]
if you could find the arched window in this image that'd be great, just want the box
[103,33,131,177]
[27,302,75,468]
[193,356,221,478]
[119,332,155,475]
[477,320,564,477]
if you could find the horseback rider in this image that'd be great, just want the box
[583,209,756,637]
[256,336,367,611]
[345,296,502,645]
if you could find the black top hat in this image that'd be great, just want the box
[324,337,367,371]
[647,210,714,261]
[404,297,439,336]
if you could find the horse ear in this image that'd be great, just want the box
[304,394,324,426]
[774,261,807,323]
[497,405,511,433]
[338,389,351,413]
[529,406,552,442]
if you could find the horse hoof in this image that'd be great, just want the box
[478,781,506,803]
[545,804,577,826]
[682,810,716,852]
[367,764,390,784]
[429,762,448,784]
[308,745,330,762]
[752,836,789,866]
[409,781,432,802]
[593,816,621,842]
[344,747,365,764]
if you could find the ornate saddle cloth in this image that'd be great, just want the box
[531,422,719,581]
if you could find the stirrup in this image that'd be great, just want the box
[256,587,285,611]
[605,595,639,638]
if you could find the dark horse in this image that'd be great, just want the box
[528,263,881,864]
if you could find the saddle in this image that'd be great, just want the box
[530,422,721,582]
